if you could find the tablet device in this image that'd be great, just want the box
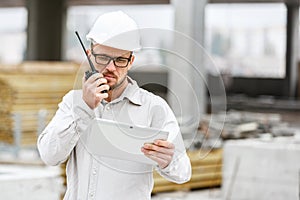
[82,118,169,165]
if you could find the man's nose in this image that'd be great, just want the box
[105,60,116,71]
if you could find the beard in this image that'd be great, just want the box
[103,72,127,90]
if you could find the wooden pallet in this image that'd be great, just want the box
[152,148,222,193]
[0,62,80,146]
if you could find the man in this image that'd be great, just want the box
[37,11,191,200]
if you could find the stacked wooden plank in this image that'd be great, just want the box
[152,148,222,193]
[0,61,80,146]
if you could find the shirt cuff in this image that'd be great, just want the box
[156,158,177,174]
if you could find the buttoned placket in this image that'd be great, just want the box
[86,102,113,199]
[86,97,131,199]
[88,158,100,199]
[88,162,99,199]
[102,103,114,120]
[85,105,102,199]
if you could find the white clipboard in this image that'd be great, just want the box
[81,118,169,165]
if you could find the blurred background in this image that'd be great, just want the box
[0,0,299,199]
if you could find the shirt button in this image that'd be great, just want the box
[93,170,97,175]
[90,193,94,197]
[106,106,110,110]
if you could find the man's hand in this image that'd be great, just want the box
[82,73,109,109]
[141,139,174,169]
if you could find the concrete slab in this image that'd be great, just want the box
[222,137,300,200]
[0,165,63,200]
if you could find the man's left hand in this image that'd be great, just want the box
[141,140,174,169]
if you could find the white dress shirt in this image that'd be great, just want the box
[37,77,191,200]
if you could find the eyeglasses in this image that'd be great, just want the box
[91,48,132,68]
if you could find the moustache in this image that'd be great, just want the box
[103,72,117,78]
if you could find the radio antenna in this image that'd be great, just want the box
[75,31,97,72]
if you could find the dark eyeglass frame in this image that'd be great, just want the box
[91,47,133,68]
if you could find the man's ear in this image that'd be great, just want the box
[130,55,135,64]
[128,55,135,70]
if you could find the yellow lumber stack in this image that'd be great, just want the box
[152,148,222,193]
[59,149,222,195]
[0,61,80,146]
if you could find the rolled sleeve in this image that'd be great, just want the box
[151,96,192,184]
[156,151,191,184]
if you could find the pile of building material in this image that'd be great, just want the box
[152,148,222,193]
[58,148,223,195]
[0,62,80,146]
[199,111,296,140]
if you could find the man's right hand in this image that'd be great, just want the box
[82,73,109,109]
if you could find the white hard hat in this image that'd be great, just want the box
[86,11,141,51]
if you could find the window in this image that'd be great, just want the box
[0,7,27,64]
[205,3,287,78]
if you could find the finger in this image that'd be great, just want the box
[149,151,173,162]
[86,72,103,83]
[142,147,174,161]
[146,151,173,162]
[143,153,169,168]
[154,140,175,149]
[92,78,108,88]
[96,92,108,99]
[95,84,110,93]
[143,143,173,155]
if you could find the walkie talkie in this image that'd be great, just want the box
[75,31,108,93]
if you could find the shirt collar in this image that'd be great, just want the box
[112,76,142,106]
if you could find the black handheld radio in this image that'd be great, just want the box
[75,31,108,94]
